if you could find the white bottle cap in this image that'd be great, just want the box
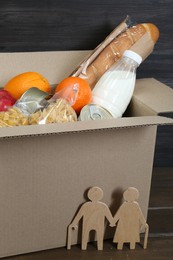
[123,50,142,65]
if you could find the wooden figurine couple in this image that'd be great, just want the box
[67,186,149,250]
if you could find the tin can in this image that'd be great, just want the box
[14,87,52,115]
[79,104,113,121]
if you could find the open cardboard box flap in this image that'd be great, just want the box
[133,78,173,115]
[0,115,172,139]
[0,51,91,86]
[0,50,173,138]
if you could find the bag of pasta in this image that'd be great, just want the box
[29,85,78,125]
[0,107,29,127]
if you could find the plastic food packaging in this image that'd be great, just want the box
[91,50,142,118]
[29,98,77,125]
[14,87,51,115]
[29,85,78,125]
[0,87,51,127]
[71,16,136,87]
[71,16,159,89]
[0,107,29,127]
[0,85,78,127]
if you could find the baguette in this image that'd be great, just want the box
[79,23,159,88]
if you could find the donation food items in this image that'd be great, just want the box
[0,74,86,127]
[4,72,51,100]
[55,77,92,114]
[0,89,16,111]
[29,99,77,125]
[0,107,29,127]
[0,18,160,128]
[72,23,159,88]
[74,21,160,120]
[90,50,142,119]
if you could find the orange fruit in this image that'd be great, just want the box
[55,77,91,114]
[4,72,51,100]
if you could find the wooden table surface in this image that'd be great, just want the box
[3,237,173,260]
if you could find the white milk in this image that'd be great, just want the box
[92,70,136,118]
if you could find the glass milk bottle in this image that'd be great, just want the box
[92,50,142,118]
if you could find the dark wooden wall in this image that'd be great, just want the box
[0,0,173,167]
[0,0,173,85]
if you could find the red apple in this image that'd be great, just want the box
[0,89,16,111]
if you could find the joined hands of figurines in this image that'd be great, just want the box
[67,186,148,251]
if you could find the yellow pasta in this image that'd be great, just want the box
[0,107,29,127]
[29,99,77,125]
[0,99,77,127]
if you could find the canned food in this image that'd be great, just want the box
[79,104,113,121]
[14,87,52,115]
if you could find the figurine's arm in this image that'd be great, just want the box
[113,206,122,224]
[70,205,85,229]
[104,205,115,227]
[67,206,85,250]
[136,203,147,231]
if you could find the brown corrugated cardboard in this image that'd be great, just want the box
[0,51,173,257]
[0,50,91,86]
[134,78,173,114]
[0,115,172,139]
[126,78,173,117]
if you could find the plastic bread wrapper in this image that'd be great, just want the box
[70,16,155,89]
[70,16,136,83]
[130,33,154,61]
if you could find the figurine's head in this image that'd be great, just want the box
[123,187,139,202]
[88,186,103,202]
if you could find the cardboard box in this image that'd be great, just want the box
[0,51,173,257]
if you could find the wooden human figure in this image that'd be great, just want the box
[67,186,115,250]
[113,187,149,250]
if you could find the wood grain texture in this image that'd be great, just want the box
[0,0,172,90]
[3,237,173,260]
[148,168,173,235]
[154,124,173,167]
[149,168,173,208]
[148,208,173,234]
